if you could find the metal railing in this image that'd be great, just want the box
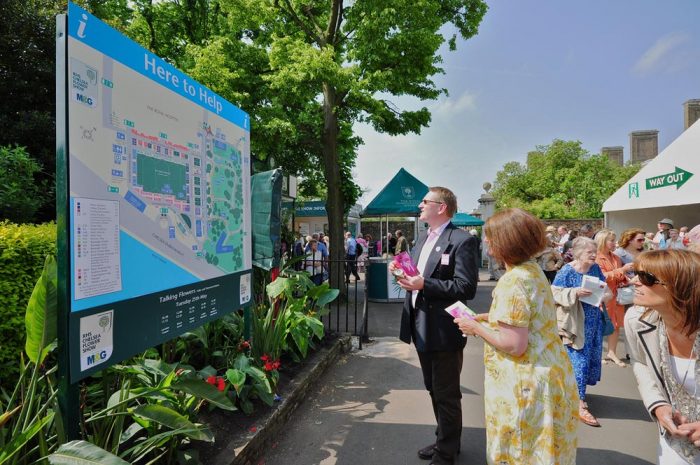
[299,255,370,346]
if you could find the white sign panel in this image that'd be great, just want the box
[79,310,114,370]
[73,198,122,299]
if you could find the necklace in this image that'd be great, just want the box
[666,331,698,421]
[672,346,696,400]
[660,322,699,461]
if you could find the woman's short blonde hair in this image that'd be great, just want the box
[635,249,700,336]
[484,208,546,266]
[571,237,596,260]
[594,228,616,252]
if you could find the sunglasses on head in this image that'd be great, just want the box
[633,270,665,286]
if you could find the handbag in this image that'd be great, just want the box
[616,286,635,305]
[601,305,615,336]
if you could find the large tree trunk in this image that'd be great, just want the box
[321,82,345,292]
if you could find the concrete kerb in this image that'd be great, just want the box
[212,335,353,465]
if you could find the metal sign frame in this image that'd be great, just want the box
[56,3,253,438]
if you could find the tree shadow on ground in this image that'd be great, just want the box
[585,393,653,422]
[577,447,654,465]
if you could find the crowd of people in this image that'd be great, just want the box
[283,224,420,286]
[380,190,700,465]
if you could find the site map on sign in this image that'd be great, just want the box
[68,36,251,309]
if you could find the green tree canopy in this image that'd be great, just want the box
[4,0,489,268]
[88,0,488,272]
[491,140,641,219]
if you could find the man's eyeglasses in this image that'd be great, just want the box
[421,199,443,205]
[634,270,665,287]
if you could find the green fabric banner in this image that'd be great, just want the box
[251,169,282,270]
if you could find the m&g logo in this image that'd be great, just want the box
[86,350,108,366]
[75,93,94,106]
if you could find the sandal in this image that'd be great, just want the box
[604,356,627,367]
[579,407,601,427]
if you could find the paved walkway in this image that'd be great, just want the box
[260,272,658,464]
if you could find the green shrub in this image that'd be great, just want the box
[0,146,49,223]
[0,221,56,388]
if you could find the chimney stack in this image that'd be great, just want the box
[684,99,700,130]
[629,130,658,163]
[601,146,624,166]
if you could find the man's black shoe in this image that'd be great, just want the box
[417,444,435,460]
[418,444,461,461]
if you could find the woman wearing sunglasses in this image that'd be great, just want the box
[624,249,700,464]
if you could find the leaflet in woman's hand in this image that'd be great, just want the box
[445,301,490,327]
[445,301,477,319]
[580,275,606,307]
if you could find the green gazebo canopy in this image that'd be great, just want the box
[362,168,429,216]
[452,212,484,227]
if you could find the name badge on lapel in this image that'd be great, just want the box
[441,254,450,266]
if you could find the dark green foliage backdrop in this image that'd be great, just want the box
[0,222,56,388]
[0,0,61,222]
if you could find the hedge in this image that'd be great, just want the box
[0,222,56,386]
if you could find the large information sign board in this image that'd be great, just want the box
[58,3,252,382]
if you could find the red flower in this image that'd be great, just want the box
[217,377,226,392]
[263,358,281,372]
[261,354,270,362]
[241,340,250,349]
[206,375,217,385]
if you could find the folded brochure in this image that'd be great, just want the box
[445,301,490,328]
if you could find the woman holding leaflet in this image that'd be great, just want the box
[454,208,577,464]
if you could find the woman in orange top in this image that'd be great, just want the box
[595,229,634,366]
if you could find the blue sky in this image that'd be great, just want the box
[354,0,700,214]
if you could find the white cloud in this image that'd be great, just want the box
[432,91,477,118]
[633,32,690,75]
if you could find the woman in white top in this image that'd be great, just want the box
[669,229,687,250]
[304,239,324,285]
[624,249,700,464]
[614,228,646,273]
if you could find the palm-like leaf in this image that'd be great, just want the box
[24,255,57,365]
[131,405,213,442]
[0,412,54,464]
[47,440,130,464]
[170,378,236,411]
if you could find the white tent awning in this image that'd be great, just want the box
[602,120,700,213]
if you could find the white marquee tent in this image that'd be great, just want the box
[602,120,700,233]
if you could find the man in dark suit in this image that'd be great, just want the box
[390,186,478,465]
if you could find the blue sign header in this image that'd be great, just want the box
[68,2,249,130]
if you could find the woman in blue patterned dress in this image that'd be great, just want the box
[553,236,609,427]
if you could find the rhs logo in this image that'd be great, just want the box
[628,182,639,199]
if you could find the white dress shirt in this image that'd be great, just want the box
[412,220,451,308]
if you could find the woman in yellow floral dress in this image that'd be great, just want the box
[455,208,578,464]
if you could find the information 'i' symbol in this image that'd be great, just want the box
[77,13,88,38]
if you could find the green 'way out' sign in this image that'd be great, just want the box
[645,166,694,190]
